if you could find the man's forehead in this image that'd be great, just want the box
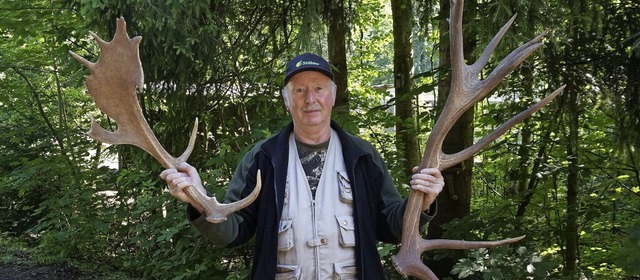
[289,71,332,84]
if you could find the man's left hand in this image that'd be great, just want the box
[410,167,444,212]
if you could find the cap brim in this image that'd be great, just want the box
[284,68,334,86]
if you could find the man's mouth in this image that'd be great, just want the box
[303,107,321,113]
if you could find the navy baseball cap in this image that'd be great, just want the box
[284,53,334,86]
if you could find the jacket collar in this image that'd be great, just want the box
[260,120,367,165]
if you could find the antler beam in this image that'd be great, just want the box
[70,17,260,223]
[391,0,565,279]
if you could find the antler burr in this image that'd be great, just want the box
[70,17,261,223]
[390,0,565,279]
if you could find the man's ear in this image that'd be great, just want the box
[332,88,337,106]
[282,89,290,110]
[283,97,290,110]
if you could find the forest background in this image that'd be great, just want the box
[1,0,639,279]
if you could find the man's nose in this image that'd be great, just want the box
[304,90,316,103]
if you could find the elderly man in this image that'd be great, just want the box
[161,53,444,280]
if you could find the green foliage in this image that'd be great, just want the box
[616,219,640,276]
[0,232,134,279]
[452,246,558,280]
[440,211,561,279]
[0,232,30,265]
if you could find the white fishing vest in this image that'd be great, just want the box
[276,129,357,280]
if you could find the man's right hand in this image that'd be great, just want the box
[160,162,207,213]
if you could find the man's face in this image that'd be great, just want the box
[285,71,335,130]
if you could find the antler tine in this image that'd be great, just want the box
[395,235,527,279]
[177,118,200,163]
[452,14,548,116]
[439,85,565,170]
[89,31,109,49]
[471,14,518,72]
[479,34,546,97]
[420,235,526,251]
[71,17,261,224]
[449,0,465,71]
[86,116,198,169]
[391,0,564,278]
[201,170,263,223]
[69,51,95,70]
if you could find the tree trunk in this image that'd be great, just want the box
[563,0,585,276]
[514,118,532,196]
[513,66,534,197]
[326,0,349,116]
[565,84,580,276]
[424,0,476,278]
[390,0,420,178]
[516,15,568,217]
[624,40,640,150]
[515,104,562,217]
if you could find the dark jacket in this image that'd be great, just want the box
[188,121,434,279]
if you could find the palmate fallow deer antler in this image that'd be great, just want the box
[70,17,261,223]
[391,0,565,279]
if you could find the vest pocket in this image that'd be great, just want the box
[275,264,301,280]
[333,260,357,279]
[277,219,294,251]
[337,171,352,203]
[335,215,355,247]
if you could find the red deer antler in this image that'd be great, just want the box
[70,17,261,223]
[391,0,565,279]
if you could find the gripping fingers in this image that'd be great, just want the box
[174,176,194,189]
[411,175,438,186]
[410,170,444,194]
[159,168,177,180]
[166,173,191,189]
[161,170,189,190]
[411,183,442,194]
